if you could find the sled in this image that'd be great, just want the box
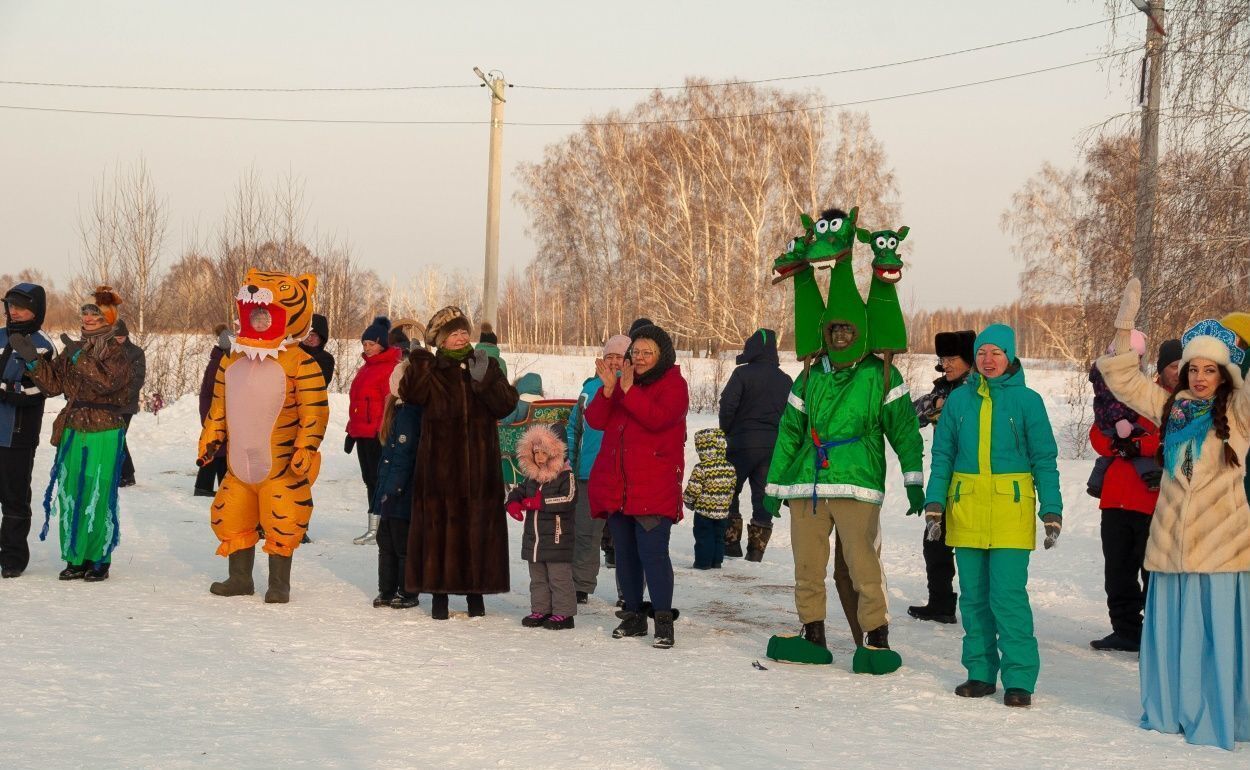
[498,398,576,490]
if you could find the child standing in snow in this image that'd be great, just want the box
[372,394,423,608]
[684,428,737,569]
[1087,331,1161,496]
[508,425,578,630]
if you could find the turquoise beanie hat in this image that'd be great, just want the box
[974,323,1017,363]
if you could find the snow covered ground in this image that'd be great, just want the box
[2,353,1245,768]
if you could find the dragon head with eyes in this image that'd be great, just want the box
[233,268,318,360]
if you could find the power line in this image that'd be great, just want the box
[0,14,1131,95]
[0,53,1122,128]
[511,15,1133,91]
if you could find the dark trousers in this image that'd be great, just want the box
[692,514,729,568]
[727,444,774,527]
[0,445,37,572]
[120,414,135,481]
[571,485,606,593]
[377,517,412,597]
[607,512,674,613]
[195,455,227,493]
[355,437,383,512]
[923,512,957,613]
[1101,507,1150,640]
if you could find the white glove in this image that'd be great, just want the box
[1112,277,1141,355]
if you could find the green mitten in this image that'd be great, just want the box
[905,484,925,515]
[763,495,782,518]
[851,647,903,675]
[766,634,834,665]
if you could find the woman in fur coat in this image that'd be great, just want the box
[397,307,518,620]
[508,425,578,630]
[1098,280,1250,750]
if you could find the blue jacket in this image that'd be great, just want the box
[371,403,423,519]
[567,375,604,480]
[0,321,54,449]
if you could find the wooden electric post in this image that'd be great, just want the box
[474,67,506,331]
[1131,0,1165,335]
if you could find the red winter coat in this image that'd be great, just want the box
[584,365,689,521]
[1089,414,1161,515]
[347,346,402,438]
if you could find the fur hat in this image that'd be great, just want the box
[361,316,392,348]
[516,424,567,484]
[1156,338,1182,374]
[1180,319,1245,390]
[628,317,654,336]
[82,285,123,326]
[479,322,499,346]
[388,326,410,351]
[602,334,630,358]
[934,330,975,368]
[424,306,472,348]
[629,323,676,386]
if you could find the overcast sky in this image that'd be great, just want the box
[0,1,1145,311]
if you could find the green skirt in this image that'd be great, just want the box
[41,427,125,565]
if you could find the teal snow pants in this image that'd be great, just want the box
[955,547,1040,692]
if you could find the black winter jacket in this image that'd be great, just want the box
[718,329,792,449]
[509,469,577,563]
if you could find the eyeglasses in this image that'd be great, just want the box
[629,347,658,359]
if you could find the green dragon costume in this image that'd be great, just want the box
[765,208,923,675]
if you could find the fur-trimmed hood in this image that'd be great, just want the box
[516,424,568,484]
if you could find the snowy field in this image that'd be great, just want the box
[1,352,1244,768]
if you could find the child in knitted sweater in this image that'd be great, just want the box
[684,428,737,569]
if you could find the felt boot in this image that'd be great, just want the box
[745,523,771,562]
[725,518,744,558]
[264,554,292,604]
[210,546,256,596]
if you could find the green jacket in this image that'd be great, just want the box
[924,363,1062,550]
[766,354,923,505]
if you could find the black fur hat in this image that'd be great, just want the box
[935,330,976,369]
[630,323,676,386]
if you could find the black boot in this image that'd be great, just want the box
[431,593,449,620]
[84,562,111,582]
[373,593,395,608]
[603,546,615,568]
[59,561,90,580]
[725,518,743,558]
[801,620,827,648]
[264,554,292,603]
[907,601,957,624]
[1090,632,1140,652]
[390,593,420,609]
[466,593,485,617]
[652,610,675,649]
[612,611,648,638]
[576,591,589,604]
[210,547,255,597]
[1004,688,1032,707]
[865,625,890,650]
[955,680,997,698]
[745,523,771,562]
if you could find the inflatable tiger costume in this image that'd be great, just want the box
[197,268,330,603]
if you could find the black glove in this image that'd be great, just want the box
[6,332,39,362]
[468,349,490,382]
[1111,438,1139,458]
[344,434,356,455]
[59,333,83,360]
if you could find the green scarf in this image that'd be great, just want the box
[439,344,474,362]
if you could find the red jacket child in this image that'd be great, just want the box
[347,346,403,439]
[1089,415,1161,515]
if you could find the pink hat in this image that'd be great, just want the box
[603,334,630,357]
[1106,329,1147,358]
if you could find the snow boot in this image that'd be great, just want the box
[1,567,21,579]
[544,615,575,630]
[522,612,549,628]
[466,593,486,617]
[390,593,419,609]
[59,561,90,580]
[1004,688,1032,707]
[352,514,379,546]
[84,562,111,582]
[725,518,744,558]
[955,680,997,698]
[852,625,903,675]
[652,611,675,649]
[373,593,395,608]
[907,601,957,624]
[210,547,256,596]
[801,620,827,649]
[1090,632,1140,652]
[603,545,615,568]
[745,523,771,562]
[193,487,216,498]
[612,611,648,639]
[264,554,292,604]
[431,593,450,620]
[576,591,589,604]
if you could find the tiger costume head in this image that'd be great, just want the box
[233,268,318,360]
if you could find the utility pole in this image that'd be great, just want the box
[1130,0,1165,335]
[474,67,506,331]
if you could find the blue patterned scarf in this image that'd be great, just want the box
[1162,398,1214,478]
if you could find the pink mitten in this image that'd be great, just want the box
[1115,419,1134,439]
[506,501,524,521]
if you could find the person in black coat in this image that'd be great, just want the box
[718,328,792,561]
[113,319,146,487]
[907,329,975,624]
[300,313,336,388]
[195,325,231,496]
[0,283,54,577]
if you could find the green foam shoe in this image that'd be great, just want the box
[766,634,834,665]
[852,646,903,675]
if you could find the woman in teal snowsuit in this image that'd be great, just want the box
[923,324,1062,707]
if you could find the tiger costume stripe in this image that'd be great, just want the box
[198,269,329,558]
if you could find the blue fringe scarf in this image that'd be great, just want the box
[1162,398,1214,478]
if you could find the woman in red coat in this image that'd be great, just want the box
[348,316,403,545]
[1088,408,1162,653]
[586,323,689,649]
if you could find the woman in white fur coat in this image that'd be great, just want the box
[1098,279,1250,751]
